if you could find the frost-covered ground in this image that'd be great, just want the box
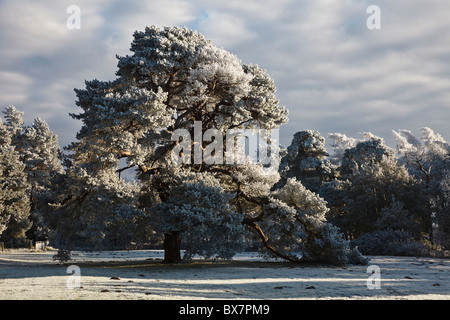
[0,249,449,300]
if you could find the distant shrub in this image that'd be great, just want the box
[350,229,429,256]
[53,249,72,264]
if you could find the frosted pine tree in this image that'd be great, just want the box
[393,127,449,190]
[256,178,361,265]
[323,134,429,241]
[21,118,65,241]
[151,170,245,260]
[59,26,359,264]
[278,130,338,193]
[436,171,450,246]
[393,128,450,245]
[62,26,284,261]
[327,132,383,166]
[3,105,24,144]
[327,133,358,165]
[1,107,65,244]
[0,118,31,245]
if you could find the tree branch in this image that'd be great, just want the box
[246,222,302,263]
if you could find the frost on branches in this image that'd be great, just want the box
[51,26,361,265]
[0,106,63,246]
[278,130,338,193]
[325,135,429,237]
[0,120,30,241]
[317,131,448,256]
[260,178,362,265]
[393,128,450,247]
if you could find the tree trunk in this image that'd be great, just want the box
[163,232,181,263]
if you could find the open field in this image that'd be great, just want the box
[0,249,449,300]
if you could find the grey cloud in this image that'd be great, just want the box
[0,0,448,150]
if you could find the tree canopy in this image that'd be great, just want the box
[44,26,362,265]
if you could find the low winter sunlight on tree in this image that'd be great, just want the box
[47,26,363,265]
[0,106,63,247]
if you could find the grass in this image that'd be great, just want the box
[67,258,317,271]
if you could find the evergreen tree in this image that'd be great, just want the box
[323,135,429,240]
[3,105,24,144]
[393,127,449,190]
[278,130,337,193]
[54,26,359,265]
[436,171,450,246]
[21,118,65,241]
[151,170,245,260]
[51,26,288,260]
[393,128,450,245]
[0,118,31,245]
[259,178,358,265]
[1,107,64,245]
[327,132,358,165]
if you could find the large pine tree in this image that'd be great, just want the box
[54,26,362,265]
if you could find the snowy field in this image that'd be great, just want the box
[0,249,449,300]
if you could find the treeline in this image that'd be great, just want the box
[279,129,450,255]
[1,106,449,257]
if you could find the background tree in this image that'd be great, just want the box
[436,171,450,247]
[327,132,358,166]
[3,105,24,145]
[21,118,65,241]
[1,106,64,245]
[0,118,31,245]
[327,132,383,166]
[393,128,450,245]
[393,127,449,189]
[277,130,337,193]
[323,135,429,241]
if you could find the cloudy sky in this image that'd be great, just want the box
[0,0,449,149]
